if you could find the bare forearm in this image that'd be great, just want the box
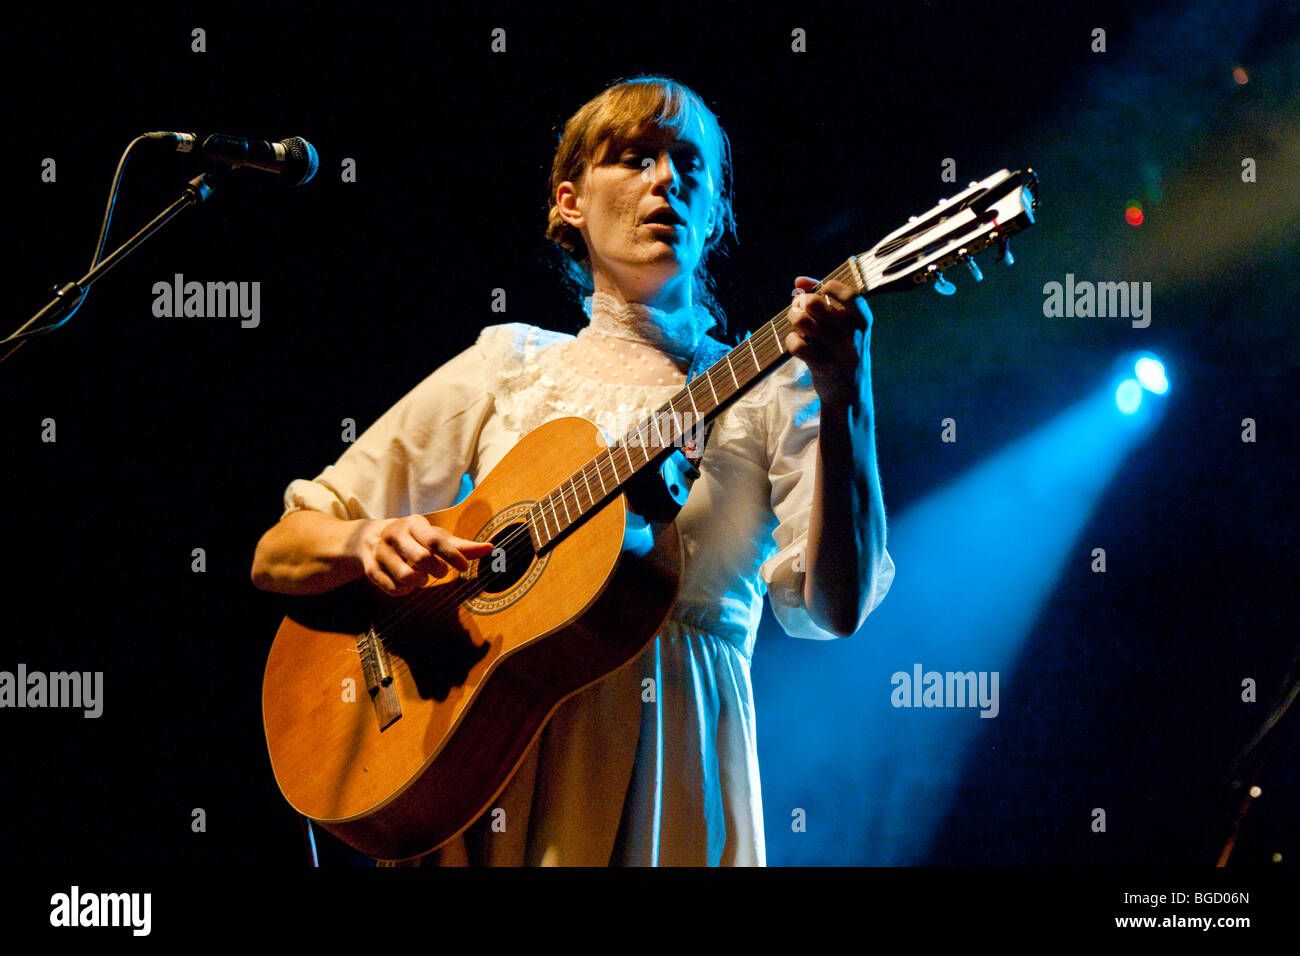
[802,391,887,637]
[250,510,377,596]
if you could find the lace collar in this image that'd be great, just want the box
[582,290,715,360]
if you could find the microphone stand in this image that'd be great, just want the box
[2,168,229,364]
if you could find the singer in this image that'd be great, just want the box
[251,75,894,866]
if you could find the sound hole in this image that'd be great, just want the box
[478,523,535,595]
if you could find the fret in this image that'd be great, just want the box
[621,439,635,472]
[595,457,609,494]
[645,413,661,449]
[703,368,719,406]
[633,419,654,462]
[528,510,543,547]
[664,400,682,447]
[688,380,708,418]
[548,495,561,533]
[686,385,700,418]
[558,485,572,524]
[536,504,552,543]
[580,467,595,507]
[747,336,762,370]
[669,407,686,447]
[607,447,624,484]
[725,354,740,389]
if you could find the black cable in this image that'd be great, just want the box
[2,134,148,345]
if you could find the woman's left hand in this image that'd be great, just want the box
[784,275,873,408]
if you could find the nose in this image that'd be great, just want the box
[649,151,682,196]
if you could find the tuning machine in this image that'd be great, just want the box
[926,263,956,295]
[957,247,983,282]
[994,233,1014,266]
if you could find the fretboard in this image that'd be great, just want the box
[525,266,852,550]
[517,167,1039,549]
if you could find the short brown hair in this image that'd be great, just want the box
[545,75,736,332]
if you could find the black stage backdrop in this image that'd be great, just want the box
[3,0,1296,900]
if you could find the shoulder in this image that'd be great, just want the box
[373,328,554,433]
[475,322,573,362]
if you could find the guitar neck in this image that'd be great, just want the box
[526,258,864,550]
[523,164,1040,550]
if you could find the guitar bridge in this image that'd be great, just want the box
[357,626,402,731]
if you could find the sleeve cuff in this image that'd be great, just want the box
[280,469,370,522]
[762,542,896,640]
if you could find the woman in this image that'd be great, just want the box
[251,75,894,865]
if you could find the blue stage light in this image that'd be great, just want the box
[1134,355,1169,394]
[757,382,1161,864]
[1116,378,1143,414]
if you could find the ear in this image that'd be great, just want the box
[556,181,585,228]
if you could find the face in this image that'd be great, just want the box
[558,116,718,306]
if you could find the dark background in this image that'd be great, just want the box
[3,0,1296,869]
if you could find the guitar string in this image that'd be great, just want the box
[366,257,873,655]
[370,304,802,644]
[370,258,879,647]
[370,182,1025,641]
[371,322,792,643]
[367,258,874,648]
[348,182,1029,685]
[360,254,920,685]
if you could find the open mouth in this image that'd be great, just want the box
[643,207,686,227]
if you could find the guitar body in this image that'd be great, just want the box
[262,416,683,861]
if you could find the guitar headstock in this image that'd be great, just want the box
[849,168,1039,297]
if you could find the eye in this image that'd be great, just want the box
[677,151,705,174]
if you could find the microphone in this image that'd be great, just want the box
[146,131,320,186]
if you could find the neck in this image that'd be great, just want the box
[589,257,696,310]
[583,289,714,359]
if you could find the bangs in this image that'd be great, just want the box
[578,79,721,175]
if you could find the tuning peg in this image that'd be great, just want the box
[997,236,1014,265]
[957,247,983,282]
[926,263,957,294]
[931,270,956,295]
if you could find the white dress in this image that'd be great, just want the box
[281,303,895,866]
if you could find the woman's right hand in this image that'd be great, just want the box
[358,514,495,597]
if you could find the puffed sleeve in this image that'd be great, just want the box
[280,335,494,521]
[757,359,895,640]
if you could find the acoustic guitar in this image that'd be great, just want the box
[262,168,1039,861]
